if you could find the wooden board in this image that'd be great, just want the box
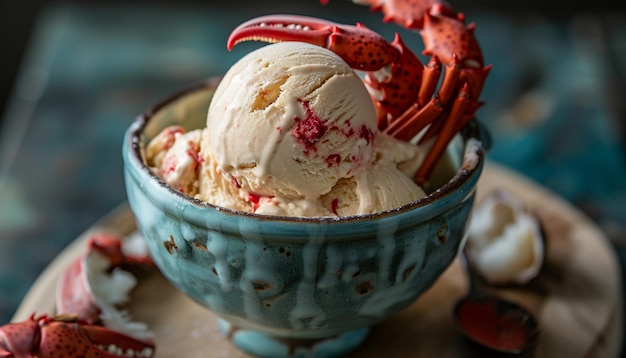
[12,162,623,357]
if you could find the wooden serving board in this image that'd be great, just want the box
[12,162,623,357]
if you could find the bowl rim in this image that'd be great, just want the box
[125,76,487,224]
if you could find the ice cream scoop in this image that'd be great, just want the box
[206,42,376,199]
[202,42,425,216]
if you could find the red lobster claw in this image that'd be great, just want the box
[0,314,155,358]
[421,7,483,68]
[227,14,400,71]
[1,234,156,357]
[54,233,156,352]
[56,234,154,323]
[229,0,491,183]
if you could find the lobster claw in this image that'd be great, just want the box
[0,234,157,356]
[421,7,484,68]
[227,14,400,71]
[0,314,38,357]
[0,314,155,358]
[55,233,156,348]
[56,234,153,324]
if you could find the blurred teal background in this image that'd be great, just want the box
[0,1,624,352]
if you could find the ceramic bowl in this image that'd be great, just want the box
[123,77,487,357]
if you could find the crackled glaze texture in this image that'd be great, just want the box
[123,79,485,356]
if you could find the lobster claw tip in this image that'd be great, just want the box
[227,14,336,51]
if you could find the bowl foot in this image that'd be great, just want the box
[217,318,370,358]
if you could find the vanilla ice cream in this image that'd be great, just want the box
[146,42,427,217]
[144,126,202,195]
[206,42,377,202]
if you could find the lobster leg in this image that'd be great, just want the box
[415,82,471,185]
[418,56,441,107]
[437,54,462,105]
[384,97,443,141]
[385,53,463,142]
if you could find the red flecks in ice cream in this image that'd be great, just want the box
[358,124,375,145]
[292,100,328,155]
[326,154,341,167]
[331,198,339,216]
[162,156,178,175]
[342,120,355,137]
[292,100,373,156]
[248,193,262,211]
[159,140,200,178]
[248,193,274,212]
[231,176,242,189]
[186,147,201,170]
[162,126,185,149]
[166,126,185,135]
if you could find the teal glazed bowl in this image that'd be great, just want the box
[123,78,487,358]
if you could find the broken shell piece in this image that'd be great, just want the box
[465,190,544,285]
